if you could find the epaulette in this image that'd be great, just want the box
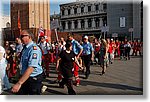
[33,46,37,50]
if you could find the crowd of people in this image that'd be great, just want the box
[0,29,143,95]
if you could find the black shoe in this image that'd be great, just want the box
[85,74,89,79]
[68,90,76,95]
[101,70,105,75]
[59,82,64,88]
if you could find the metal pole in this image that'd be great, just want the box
[55,28,59,42]
[104,31,105,39]
[131,32,132,42]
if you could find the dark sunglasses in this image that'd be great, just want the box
[20,35,29,38]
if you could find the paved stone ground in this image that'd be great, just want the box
[2,56,143,95]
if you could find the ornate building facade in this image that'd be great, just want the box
[60,0,107,38]
[59,0,143,41]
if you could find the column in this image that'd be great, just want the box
[84,5,88,12]
[92,4,95,11]
[71,20,75,29]
[65,21,68,30]
[65,9,68,15]
[71,7,74,15]
[92,18,96,28]
[84,19,88,29]
[77,7,81,14]
[99,18,103,27]
[99,3,103,11]
[78,19,81,29]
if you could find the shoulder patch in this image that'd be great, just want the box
[32,53,37,59]
[33,46,37,50]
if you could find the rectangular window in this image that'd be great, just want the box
[74,8,77,14]
[103,4,107,11]
[62,10,64,16]
[95,5,99,11]
[88,6,91,12]
[81,7,84,13]
[68,9,70,15]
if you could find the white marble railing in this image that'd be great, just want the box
[61,10,106,19]
[63,27,102,32]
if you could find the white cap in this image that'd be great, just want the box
[84,36,88,39]
[111,38,113,41]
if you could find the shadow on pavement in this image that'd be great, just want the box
[80,80,143,92]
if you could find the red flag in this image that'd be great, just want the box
[37,27,45,43]
[18,10,21,29]
[38,27,44,37]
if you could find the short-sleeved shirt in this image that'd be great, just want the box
[16,44,23,53]
[71,39,83,55]
[0,58,7,79]
[39,41,51,55]
[82,42,94,55]
[59,50,75,78]
[20,41,43,77]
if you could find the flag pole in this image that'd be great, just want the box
[53,11,59,43]
[18,10,21,35]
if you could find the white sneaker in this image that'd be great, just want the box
[76,83,80,87]
[41,85,47,93]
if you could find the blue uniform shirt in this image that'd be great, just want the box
[82,42,94,55]
[20,41,43,77]
[71,39,83,55]
[16,44,23,53]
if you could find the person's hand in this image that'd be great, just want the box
[91,57,94,61]
[6,56,9,59]
[79,66,84,71]
[104,56,107,59]
[76,55,80,59]
[11,82,22,93]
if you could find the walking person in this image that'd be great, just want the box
[4,41,15,81]
[124,41,131,60]
[0,46,11,94]
[99,39,109,75]
[82,36,94,79]
[11,29,43,95]
[67,34,83,86]
[115,40,120,57]
[120,41,125,60]
[39,36,51,77]
[15,38,23,80]
[93,38,101,64]
[106,38,113,65]
[56,40,82,95]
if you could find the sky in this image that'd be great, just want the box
[1,0,76,16]
[50,0,76,15]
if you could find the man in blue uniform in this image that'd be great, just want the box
[11,29,43,95]
[82,36,94,79]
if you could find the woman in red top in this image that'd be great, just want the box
[115,40,120,57]
[107,39,113,64]
[93,38,100,64]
